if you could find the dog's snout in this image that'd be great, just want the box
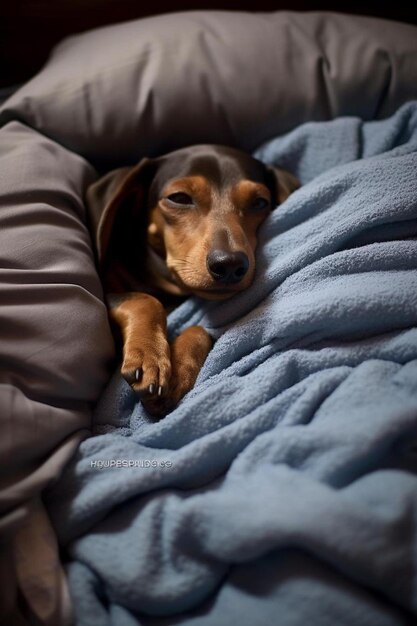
[206,250,249,284]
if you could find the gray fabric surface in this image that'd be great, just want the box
[0,121,114,624]
[0,121,114,528]
[1,11,417,168]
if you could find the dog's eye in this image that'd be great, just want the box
[251,197,269,211]
[166,192,193,206]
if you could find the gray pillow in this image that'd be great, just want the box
[1,11,417,168]
[0,121,114,527]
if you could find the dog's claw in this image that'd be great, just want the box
[148,383,155,395]
[157,385,163,397]
[124,368,141,387]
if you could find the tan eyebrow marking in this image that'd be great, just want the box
[230,180,271,209]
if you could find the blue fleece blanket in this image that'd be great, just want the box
[47,103,417,626]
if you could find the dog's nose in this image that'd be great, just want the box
[206,250,249,284]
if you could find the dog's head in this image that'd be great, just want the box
[87,145,299,299]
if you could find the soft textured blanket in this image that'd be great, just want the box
[47,103,417,626]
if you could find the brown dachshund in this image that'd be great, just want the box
[86,145,299,417]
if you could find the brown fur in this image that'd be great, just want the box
[86,145,299,417]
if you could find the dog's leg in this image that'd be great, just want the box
[169,326,213,406]
[142,326,213,418]
[110,293,171,399]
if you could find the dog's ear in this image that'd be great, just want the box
[86,158,156,266]
[267,167,300,206]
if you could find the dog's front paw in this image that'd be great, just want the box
[169,325,213,403]
[122,331,171,401]
[141,326,213,419]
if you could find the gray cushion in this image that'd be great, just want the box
[1,11,417,168]
[0,122,114,523]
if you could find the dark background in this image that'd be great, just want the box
[1,1,417,88]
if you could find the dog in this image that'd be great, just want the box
[86,144,299,417]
